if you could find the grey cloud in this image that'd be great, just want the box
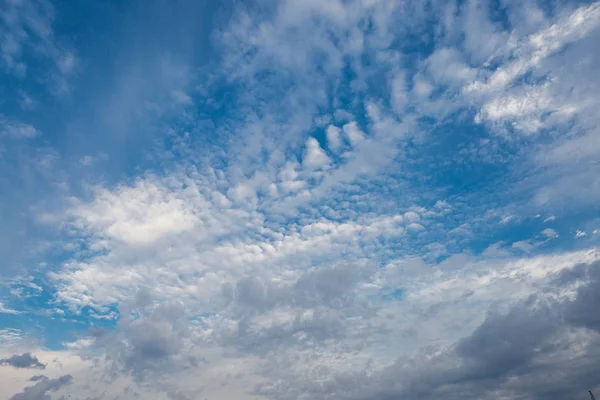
[128,318,182,361]
[0,353,45,369]
[28,375,47,382]
[87,326,107,338]
[291,263,373,309]
[559,260,600,332]
[229,263,374,315]
[103,291,189,376]
[10,374,72,400]
[217,263,375,354]
[256,259,600,400]
[226,307,347,356]
[454,297,560,382]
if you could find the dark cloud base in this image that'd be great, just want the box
[0,353,45,369]
[256,261,600,400]
[10,375,72,400]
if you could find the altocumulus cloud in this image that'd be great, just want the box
[0,0,600,399]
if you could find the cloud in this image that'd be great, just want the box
[325,125,342,152]
[1,353,45,369]
[465,3,600,99]
[0,329,23,346]
[0,301,23,315]
[9,374,72,400]
[541,228,558,238]
[257,259,600,400]
[0,117,38,139]
[0,0,77,92]
[303,137,331,170]
[66,177,198,246]
[1,0,600,399]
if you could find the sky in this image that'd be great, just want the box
[1,0,600,399]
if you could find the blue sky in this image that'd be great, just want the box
[1,0,600,399]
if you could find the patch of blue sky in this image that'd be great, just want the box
[0,289,118,350]
[379,287,405,303]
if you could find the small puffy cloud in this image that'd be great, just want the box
[228,181,258,205]
[575,230,587,238]
[171,90,193,105]
[406,222,425,232]
[541,228,558,238]
[303,137,331,170]
[0,353,45,369]
[403,211,420,223]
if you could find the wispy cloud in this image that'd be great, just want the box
[0,0,77,92]
[0,302,23,315]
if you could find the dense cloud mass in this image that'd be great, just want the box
[0,0,600,399]
[255,261,600,400]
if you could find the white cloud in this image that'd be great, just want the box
[541,228,558,239]
[326,125,342,152]
[0,118,38,139]
[465,3,600,97]
[426,47,476,88]
[0,329,23,346]
[0,302,23,315]
[342,121,364,147]
[303,137,331,170]
[67,178,198,246]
